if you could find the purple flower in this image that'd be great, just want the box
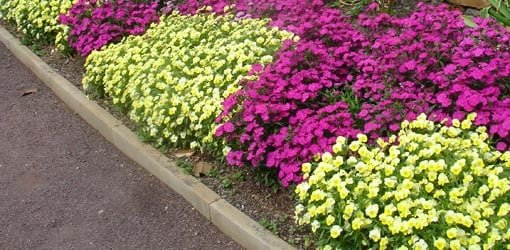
[197,0,510,185]
[60,0,159,56]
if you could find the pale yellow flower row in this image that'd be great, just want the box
[295,113,510,249]
[83,12,294,151]
[0,0,72,49]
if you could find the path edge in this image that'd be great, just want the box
[0,26,295,250]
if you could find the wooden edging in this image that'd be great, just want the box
[0,26,295,250]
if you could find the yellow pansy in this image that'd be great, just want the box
[295,114,510,249]
[330,225,342,238]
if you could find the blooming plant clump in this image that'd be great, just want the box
[215,2,510,186]
[83,12,293,151]
[59,0,159,56]
[295,114,510,249]
[0,0,73,49]
[215,0,366,186]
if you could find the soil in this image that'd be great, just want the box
[0,41,240,249]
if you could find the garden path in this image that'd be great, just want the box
[0,42,240,249]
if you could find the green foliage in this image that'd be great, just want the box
[251,167,281,193]
[219,171,245,189]
[481,0,510,26]
[83,12,293,153]
[175,158,193,175]
[259,218,279,234]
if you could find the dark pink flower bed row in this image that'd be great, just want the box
[59,0,159,56]
[180,1,510,186]
[59,0,510,186]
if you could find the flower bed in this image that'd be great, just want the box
[3,1,510,248]
[214,2,510,186]
[83,12,293,152]
[295,114,510,249]
[0,0,73,49]
[59,0,159,56]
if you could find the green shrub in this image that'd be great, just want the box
[83,12,294,152]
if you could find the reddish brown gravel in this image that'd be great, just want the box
[0,42,241,249]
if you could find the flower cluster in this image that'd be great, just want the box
[353,4,510,148]
[0,0,73,49]
[215,2,510,186]
[83,12,293,151]
[295,114,510,249]
[59,0,159,56]
[215,0,366,186]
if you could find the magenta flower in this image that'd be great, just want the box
[59,0,159,56]
[181,0,510,186]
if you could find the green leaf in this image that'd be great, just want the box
[490,0,510,19]
[489,8,510,26]
[463,15,477,28]
[481,7,490,18]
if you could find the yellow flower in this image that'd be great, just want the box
[468,245,481,250]
[351,217,365,230]
[379,237,389,250]
[377,138,389,148]
[468,235,481,245]
[357,133,368,143]
[384,177,397,188]
[336,136,347,145]
[349,141,361,152]
[474,220,489,234]
[311,220,320,232]
[479,185,489,196]
[321,152,333,163]
[425,183,435,193]
[467,112,477,121]
[452,119,461,127]
[294,114,510,249]
[434,237,448,250]
[449,240,461,250]
[400,166,414,179]
[330,225,342,238]
[446,126,460,137]
[332,157,344,167]
[444,210,456,225]
[295,182,310,200]
[385,164,395,175]
[301,163,312,173]
[413,239,428,250]
[365,204,379,218]
[447,228,458,239]
[461,216,473,228]
[369,227,381,242]
[326,215,335,226]
[332,143,343,154]
[450,159,465,175]
[437,173,449,186]
[497,203,510,217]
[461,119,472,129]
[310,190,326,202]
[496,219,508,230]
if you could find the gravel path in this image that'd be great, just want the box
[0,42,240,249]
